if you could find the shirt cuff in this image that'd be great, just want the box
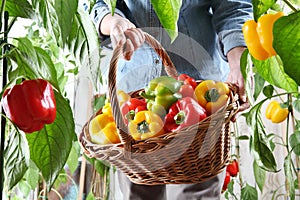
[91,6,126,37]
[218,30,246,61]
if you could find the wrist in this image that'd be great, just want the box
[227,46,246,70]
[100,13,124,36]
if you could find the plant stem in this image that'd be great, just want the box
[282,0,298,12]
[234,123,244,189]
[0,0,6,32]
[288,94,300,190]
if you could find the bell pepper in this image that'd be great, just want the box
[89,112,120,144]
[194,80,229,114]
[121,98,147,124]
[128,110,165,140]
[265,100,289,123]
[242,12,284,60]
[177,74,197,99]
[2,79,56,133]
[177,74,197,89]
[117,90,131,106]
[140,76,182,117]
[164,97,207,132]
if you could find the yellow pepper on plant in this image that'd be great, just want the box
[265,100,289,123]
[194,80,229,114]
[242,12,284,60]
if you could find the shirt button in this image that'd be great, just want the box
[155,58,160,64]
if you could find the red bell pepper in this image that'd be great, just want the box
[120,98,147,124]
[177,74,197,89]
[2,79,56,133]
[177,74,197,98]
[164,97,207,132]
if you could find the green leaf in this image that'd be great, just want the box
[150,0,182,42]
[103,0,117,14]
[293,99,300,113]
[6,48,37,81]
[24,161,39,190]
[263,85,274,98]
[32,0,60,45]
[5,0,35,18]
[254,73,265,100]
[252,56,298,93]
[284,153,295,200]
[9,38,59,88]
[94,160,110,177]
[238,135,250,140]
[66,142,81,174]
[17,180,31,197]
[273,11,300,86]
[289,131,300,155]
[68,8,102,88]
[245,102,278,172]
[253,160,266,192]
[4,130,30,190]
[241,183,258,200]
[26,91,75,189]
[252,0,276,21]
[54,0,78,45]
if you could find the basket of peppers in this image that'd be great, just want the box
[79,31,240,185]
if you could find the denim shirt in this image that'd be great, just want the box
[91,0,253,93]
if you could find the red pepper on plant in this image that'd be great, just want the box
[222,171,231,192]
[2,79,56,133]
[164,97,207,132]
[226,159,239,177]
[121,98,147,124]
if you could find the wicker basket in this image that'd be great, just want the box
[79,32,239,185]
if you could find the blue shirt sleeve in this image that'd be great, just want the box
[211,0,253,59]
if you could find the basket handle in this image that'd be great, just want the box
[108,30,178,144]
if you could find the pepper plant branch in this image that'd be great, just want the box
[0,0,6,32]
[288,93,300,190]
[0,10,8,199]
[282,0,298,12]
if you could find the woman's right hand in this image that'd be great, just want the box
[100,14,145,60]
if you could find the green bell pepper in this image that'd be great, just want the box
[140,76,182,117]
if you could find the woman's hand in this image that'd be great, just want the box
[227,47,251,121]
[100,14,145,60]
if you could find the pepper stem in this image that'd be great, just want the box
[174,111,186,125]
[137,120,149,134]
[125,110,135,121]
[205,88,220,102]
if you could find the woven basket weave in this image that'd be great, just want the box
[79,31,239,185]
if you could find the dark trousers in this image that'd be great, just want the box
[117,170,225,200]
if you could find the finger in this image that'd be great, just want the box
[238,82,247,103]
[123,39,134,60]
[230,102,250,122]
[124,29,144,50]
[111,25,126,48]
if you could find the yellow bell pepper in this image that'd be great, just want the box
[128,110,165,140]
[117,90,131,106]
[265,100,289,123]
[242,12,284,60]
[194,80,229,114]
[89,102,120,144]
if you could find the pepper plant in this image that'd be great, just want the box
[223,0,300,199]
[0,0,102,198]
